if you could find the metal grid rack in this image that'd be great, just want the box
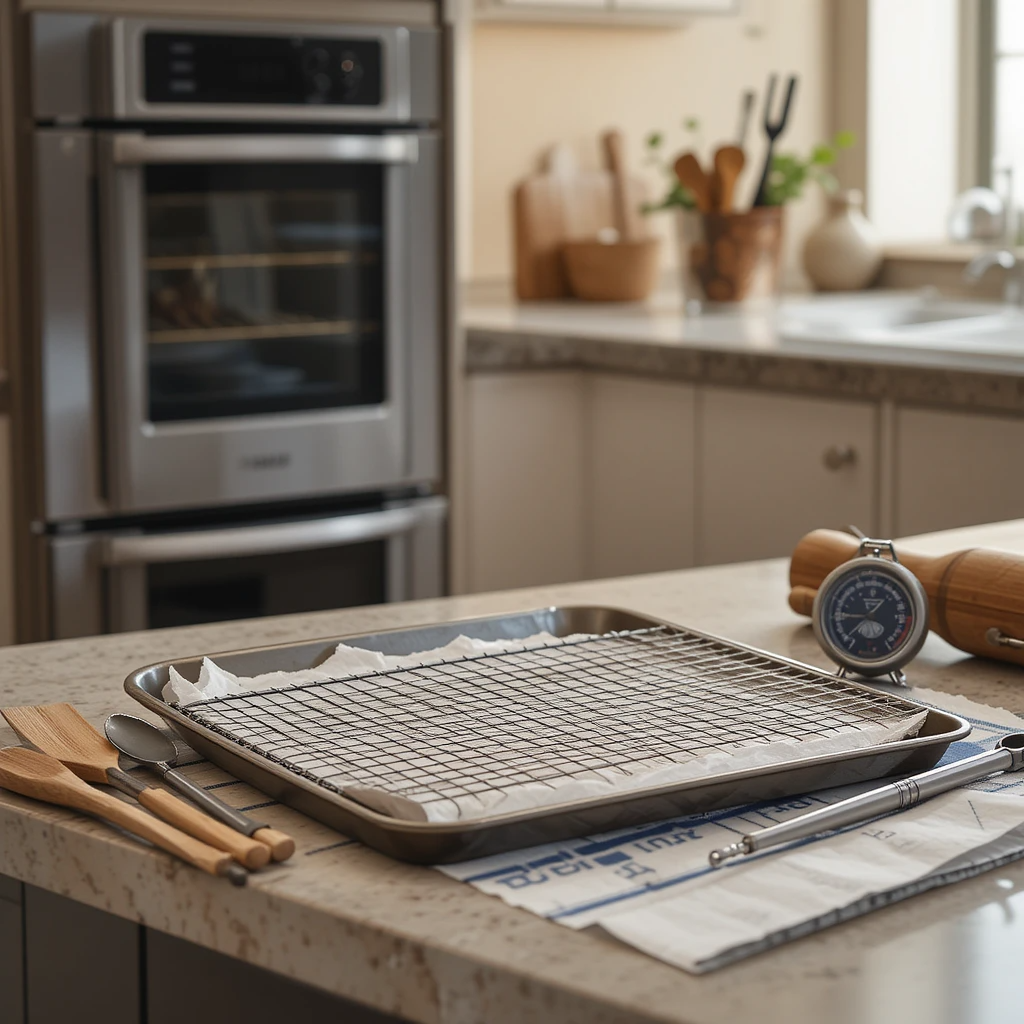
[178,626,922,812]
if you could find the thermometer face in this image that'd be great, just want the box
[811,554,929,678]
[821,572,914,662]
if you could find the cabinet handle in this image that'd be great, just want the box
[823,445,858,471]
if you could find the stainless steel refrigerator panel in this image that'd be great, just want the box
[35,131,107,522]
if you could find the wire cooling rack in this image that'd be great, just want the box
[177,625,923,810]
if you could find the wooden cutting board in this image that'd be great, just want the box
[514,144,647,300]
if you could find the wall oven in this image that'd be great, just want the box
[29,14,447,639]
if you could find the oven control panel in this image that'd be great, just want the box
[143,31,384,107]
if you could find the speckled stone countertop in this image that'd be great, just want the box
[463,291,1024,415]
[5,520,1024,1023]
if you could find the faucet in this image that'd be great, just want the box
[963,249,1022,305]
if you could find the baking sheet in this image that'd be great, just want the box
[124,607,970,863]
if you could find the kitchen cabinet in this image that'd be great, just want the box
[588,374,695,578]
[465,371,587,592]
[462,374,1024,590]
[24,884,140,1024]
[463,372,696,592]
[462,377,877,591]
[894,408,1024,536]
[697,388,878,565]
[0,875,23,1024]
[474,0,737,25]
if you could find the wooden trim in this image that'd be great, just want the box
[1,0,48,641]
[827,0,868,194]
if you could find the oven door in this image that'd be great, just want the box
[48,496,445,639]
[97,131,440,513]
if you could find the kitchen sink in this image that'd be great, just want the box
[779,293,1012,341]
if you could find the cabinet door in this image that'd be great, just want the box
[895,407,1024,536]
[698,388,877,565]
[587,374,696,578]
[0,875,23,1024]
[465,372,586,592]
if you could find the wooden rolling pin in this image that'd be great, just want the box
[789,529,1024,668]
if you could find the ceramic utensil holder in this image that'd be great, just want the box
[685,206,784,304]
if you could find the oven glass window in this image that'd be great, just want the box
[145,162,384,423]
[145,540,386,629]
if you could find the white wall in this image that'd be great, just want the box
[466,0,830,283]
[866,0,958,242]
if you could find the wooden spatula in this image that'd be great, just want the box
[712,145,746,214]
[673,152,713,213]
[1,704,270,869]
[0,746,247,884]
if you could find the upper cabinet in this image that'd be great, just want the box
[474,0,739,26]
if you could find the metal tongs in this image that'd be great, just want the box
[709,733,1024,868]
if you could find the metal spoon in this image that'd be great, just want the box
[105,714,295,861]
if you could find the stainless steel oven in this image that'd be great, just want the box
[28,13,448,639]
[35,16,442,518]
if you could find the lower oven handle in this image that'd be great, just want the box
[101,506,427,566]
[109,133,419,166]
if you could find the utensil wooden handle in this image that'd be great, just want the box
[602,129,632,240]
[790,529,1024,668]
[251,827,296,862]
[138,787,270,869]
[52,781,242,881]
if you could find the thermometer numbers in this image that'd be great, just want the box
[823,572,914,662]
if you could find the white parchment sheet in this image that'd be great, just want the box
[439,687,1024,972]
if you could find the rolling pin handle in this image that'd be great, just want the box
[986,628,1024,651]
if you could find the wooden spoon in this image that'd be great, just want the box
[0,746,247,884]
[713,145,746,214]
[673,152,713,213]
[2,703,270,869]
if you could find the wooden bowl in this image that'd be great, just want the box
[562,237,661,302]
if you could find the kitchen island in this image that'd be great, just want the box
[5,519,1024,1023]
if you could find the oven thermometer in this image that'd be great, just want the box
[811,538,929,685]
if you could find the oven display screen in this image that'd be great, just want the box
[144,32,383,107]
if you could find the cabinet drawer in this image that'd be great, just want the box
[895,407,1024,535]
[588,374,695,578]
[698,388,877,565]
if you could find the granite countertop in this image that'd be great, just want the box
[5,520,1024,1023]
[463,290,1024,414]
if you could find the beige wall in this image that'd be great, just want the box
[467,0,830,284]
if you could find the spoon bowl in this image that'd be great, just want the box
[105,713,178,767]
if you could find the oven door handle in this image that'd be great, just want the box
[109,133,419,166]
[101,505,429,566]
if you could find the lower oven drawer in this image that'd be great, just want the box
[47,496,446,639]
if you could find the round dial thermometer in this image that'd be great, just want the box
[811,539,929,683]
